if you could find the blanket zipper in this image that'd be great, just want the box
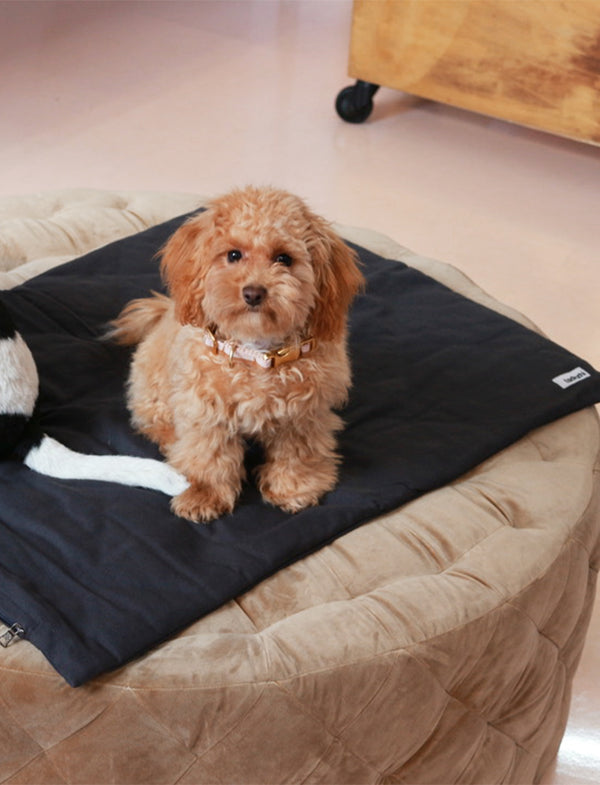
[0,623,24,648]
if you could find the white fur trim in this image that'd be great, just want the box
[24,435,189,496]
[0,335,39,416]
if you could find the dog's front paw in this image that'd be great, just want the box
[171,484,235,523]
[257,463,337,514]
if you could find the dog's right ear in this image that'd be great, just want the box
[160,212,210,327]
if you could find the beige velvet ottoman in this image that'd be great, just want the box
[1,190,599,785]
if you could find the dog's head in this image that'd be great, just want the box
[160,186,364,346]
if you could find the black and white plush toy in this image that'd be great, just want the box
[0,299,188,495]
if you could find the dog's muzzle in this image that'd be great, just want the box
[242,285,267,307]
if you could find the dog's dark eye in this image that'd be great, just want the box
[227,249,242,263]
[274,253,293,267]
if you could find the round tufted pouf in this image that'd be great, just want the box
[0,190,599,785]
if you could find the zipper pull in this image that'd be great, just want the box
[0,623,24,648]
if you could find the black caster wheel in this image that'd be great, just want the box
[335,80,380,123]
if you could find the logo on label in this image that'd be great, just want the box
[552,367,591,389]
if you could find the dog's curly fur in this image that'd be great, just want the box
[110,186,364,522]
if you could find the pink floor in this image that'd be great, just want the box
[1,1,599,781]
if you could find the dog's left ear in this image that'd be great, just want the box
[306,217,365,343]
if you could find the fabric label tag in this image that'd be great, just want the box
[552,367,591,389]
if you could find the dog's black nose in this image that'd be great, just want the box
[242,285,267,307]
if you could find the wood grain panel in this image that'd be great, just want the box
[348,0,600,144]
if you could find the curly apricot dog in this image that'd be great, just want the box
[110,186,364,522]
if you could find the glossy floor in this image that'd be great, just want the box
[1,2,599,781]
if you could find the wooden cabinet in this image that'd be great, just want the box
[342,0,600,144]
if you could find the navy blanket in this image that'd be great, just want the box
[1,213,599,686]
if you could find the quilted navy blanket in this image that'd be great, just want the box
[1,214,599,686]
